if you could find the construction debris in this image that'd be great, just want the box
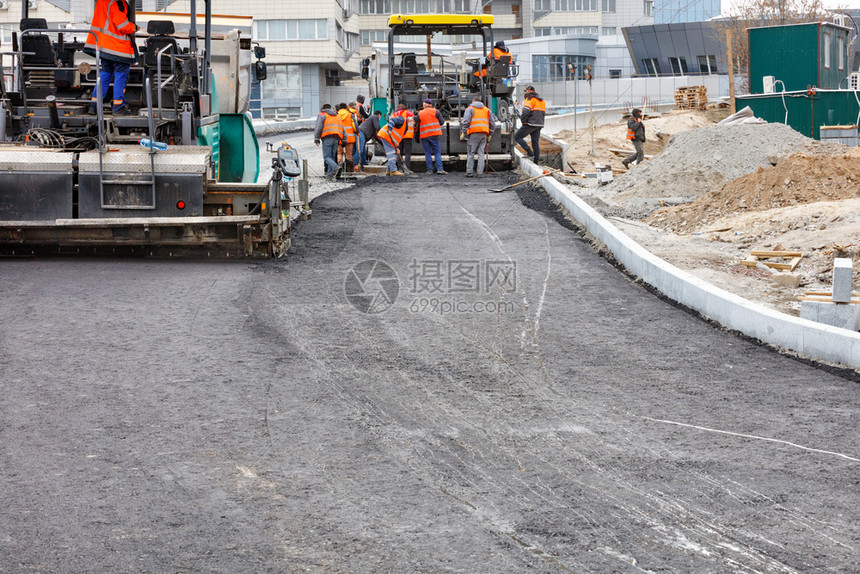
[741,250,803,271]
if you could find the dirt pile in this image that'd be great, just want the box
[556,109,722,175]
[606,122,840,201]
[645,150,860,232]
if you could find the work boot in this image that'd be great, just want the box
[465,172,475,178]
[334,166,343,179]
[112,106,133,116]
[388,171,404,176]
[436,170,447,175]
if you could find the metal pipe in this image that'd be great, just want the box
[46,95,59,128]
[204,0,212,95]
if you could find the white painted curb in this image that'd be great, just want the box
[519,156,860,370]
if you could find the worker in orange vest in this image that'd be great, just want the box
[84,0,139,115]
[377,115,408,176]
[461,96,497,177]
[391,104,415,173]
[473,41,511,80]
[416,99,446,174]
[347,101,362,171]
[336,103,358,172]
[314,103,345,179]
[515,85,546,164]
[622,108,645,169]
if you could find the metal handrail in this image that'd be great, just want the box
[144,76,158,202]
[155,43,176,121]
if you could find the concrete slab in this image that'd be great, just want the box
[833,258,854,302]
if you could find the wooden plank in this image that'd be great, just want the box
[750,250,803,258]
[788,256,802,271]
[763,261,793,270]
[804,291,860,296]
[740,256,759,268]
[798,296,860,304]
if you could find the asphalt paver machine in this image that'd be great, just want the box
[0,0,298,257]
[365,14,518,170]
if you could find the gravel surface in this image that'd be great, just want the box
[2,173,860,572]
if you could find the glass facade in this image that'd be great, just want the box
[532,54,595,81]
[653,0,721,24]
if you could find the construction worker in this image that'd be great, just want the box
[461,96,497,178]
[622,108,645,169]
[391,104,415,173]
[356,94,370,121]
[473,40,511,80]
[84,0,139,115]
[314,103,345,180]
[515,86,546,164]
[416,99,446,174]
[377,115,408,176]
[336,103,357,172]
[357,110,383,168]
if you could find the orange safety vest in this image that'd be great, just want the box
[339,110,356,144]
[475,47,510,77]
[467,106,490,135]
[523,96,545,113]
[626,118,640,140]
[418,107,442,138]
[377,121,408,147]
[85,0,137,63]
[320,112,345,140]
[392,109,414,138]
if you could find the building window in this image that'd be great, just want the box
[601,0,615,12]
[643,0,652,16]
[669,57,688,75]
[361,29,388,46]
[609,69,621,78]
[601,27,616,35]
[838,36,844,70]
[359,0,391,13]
[697,55,718,74]
[535,0,551,9]
[261,64,302,100]
[823,32,831,68]
[533,54,595,82]
[642,58,660,76]
[255,20,328,41]
[553,0,597,11]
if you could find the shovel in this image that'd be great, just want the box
[489,168,561,193]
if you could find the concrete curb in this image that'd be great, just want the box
[519,156,860,371]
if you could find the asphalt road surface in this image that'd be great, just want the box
[2,172,860,573]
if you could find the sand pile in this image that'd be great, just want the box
[556,109,721,175]
[606,122,840,201]
[645,150,860,232]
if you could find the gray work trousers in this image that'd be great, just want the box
[623,139,644,167]
[466,133,488,175]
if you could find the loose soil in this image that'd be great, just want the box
[552,113,860,319]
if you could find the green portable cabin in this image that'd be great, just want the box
[747,22,851,94]
[738,21,858,140]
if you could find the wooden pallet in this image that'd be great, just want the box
[674,85,708,110]
[740,250,802,271]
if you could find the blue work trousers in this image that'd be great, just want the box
[421,136,443,173]
[322,137,340,177]
[91,59,130,110]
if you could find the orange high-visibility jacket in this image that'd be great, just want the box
[418,107,442,138]
[321,112,345,140]
[339,109,357,144]
[466,105,490,135]
[85,0,137,63]
[377,121,408,147]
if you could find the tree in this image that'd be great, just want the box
[716,0,835,91]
